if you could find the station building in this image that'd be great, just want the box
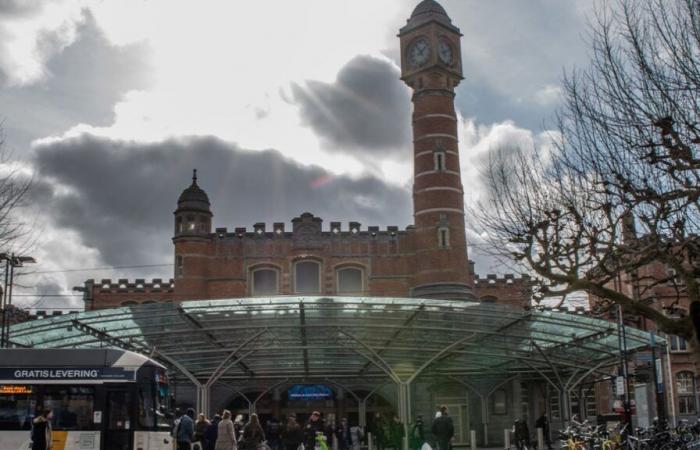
[7,1,670,448]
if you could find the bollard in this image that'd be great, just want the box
[537,427,544,450]
[470,430,477,450]
[504,429,510,449]
[368,432,373,450]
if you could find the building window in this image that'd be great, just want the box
[670,335,688,352]
[438,227,450,248]
[186,215,195,231]
[175,216,183,234]
[337,267,363,294]
[176,256,184,278]
[434,151,446,171]
[492,389,507,415]
[251,268,279,296]
[295,261,321,294]
[676,371,696,414]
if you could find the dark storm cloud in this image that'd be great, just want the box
[292,55,412,158]
[31,135,412,267]
[0,14,151,152]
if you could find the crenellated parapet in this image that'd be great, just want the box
[90,278,175,293]
[208,212,410,240]
[473,273,531,287]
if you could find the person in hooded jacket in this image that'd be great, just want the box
[31,408,53,450]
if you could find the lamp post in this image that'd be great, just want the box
[0,253,36,348]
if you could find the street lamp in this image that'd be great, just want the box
[0,253,36,348]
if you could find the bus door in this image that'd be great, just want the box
[104,388,134,450]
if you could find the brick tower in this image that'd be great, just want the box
[173,169,212,297]
[400,1,473,299]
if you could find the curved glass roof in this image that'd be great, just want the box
[9,297,657,384]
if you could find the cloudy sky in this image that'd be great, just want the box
[0,0,593,311]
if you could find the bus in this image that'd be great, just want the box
[0,348,174,450]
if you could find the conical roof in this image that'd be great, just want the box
[176,169,211,214]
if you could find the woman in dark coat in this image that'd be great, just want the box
[31,409,53,450]
[281,416,304,450]
[241,413,266,450]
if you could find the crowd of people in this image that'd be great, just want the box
[170,405,455,450]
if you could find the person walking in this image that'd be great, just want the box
[266,416,282,450]
[31,408,53,450]
[282,415,304,450]
[371,413,386,450]
[431,406,453,450]
[535,413,552,450]
[175,408,196,450]
[303,411,325,450]
[234,414,246,441]
[335,418,352,450]
[389,416,404,450]
[215,410,237,450]
[349,421,364,450]
[241,413,266,450]
[513,419,530,450]
[195,413,211,450]
[204,414,222,450]
[409,416,425,450]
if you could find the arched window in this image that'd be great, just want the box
[294,261,321,294]
[337,267,363,294]
[251,268,279,296]
[676,371,696,414]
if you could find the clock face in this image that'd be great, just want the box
[408,38,430,67]
[439,40,453,65]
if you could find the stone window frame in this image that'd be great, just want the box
[437,226,450,248]
[176,255,184,278]
[249,264,282,296]
[434,150,446,171]
[334,263,366,295]
[676,371,697,415]
[292,258,323,295]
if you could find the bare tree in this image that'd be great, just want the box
[477,0,700,340]
[0,125,32,254]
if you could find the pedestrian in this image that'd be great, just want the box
[235,414,246,441]
[204,414,222,450]
[430,406,453,450]
[409,416,425,450]
[513,419,530,450]
[335,417,352,450]
[535,413,552,450]
[303,411,325,450]
[31,408,52,450]
[389,416,404,450]
[215,410,237,450]
[371,413,386,450]
[195,413,211,450]
[266,416,282,450]
[175,408,196,450]
[349,421,364,450]
[240,413,266,450]
[282,415,304,450]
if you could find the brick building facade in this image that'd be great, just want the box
[81,1,532,311]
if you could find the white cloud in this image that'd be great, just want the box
[0,1,86,86]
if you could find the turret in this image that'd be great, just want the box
[174,169,212,238]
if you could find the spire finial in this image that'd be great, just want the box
[192,169,198,184]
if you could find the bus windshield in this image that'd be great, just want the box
[0,386,35,430]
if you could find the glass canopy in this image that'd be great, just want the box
[9,297,657,384]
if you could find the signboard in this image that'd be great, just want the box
[615,377,625,396]
[288,384,333,400]
[0,367,136,383]
[0,385,32,394]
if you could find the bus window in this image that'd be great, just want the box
[0,387,36,430]
[44,387,94,430]
[107,391,133,430]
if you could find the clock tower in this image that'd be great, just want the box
[400,0,473,299]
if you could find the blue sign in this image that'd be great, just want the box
[288,384,333,400]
